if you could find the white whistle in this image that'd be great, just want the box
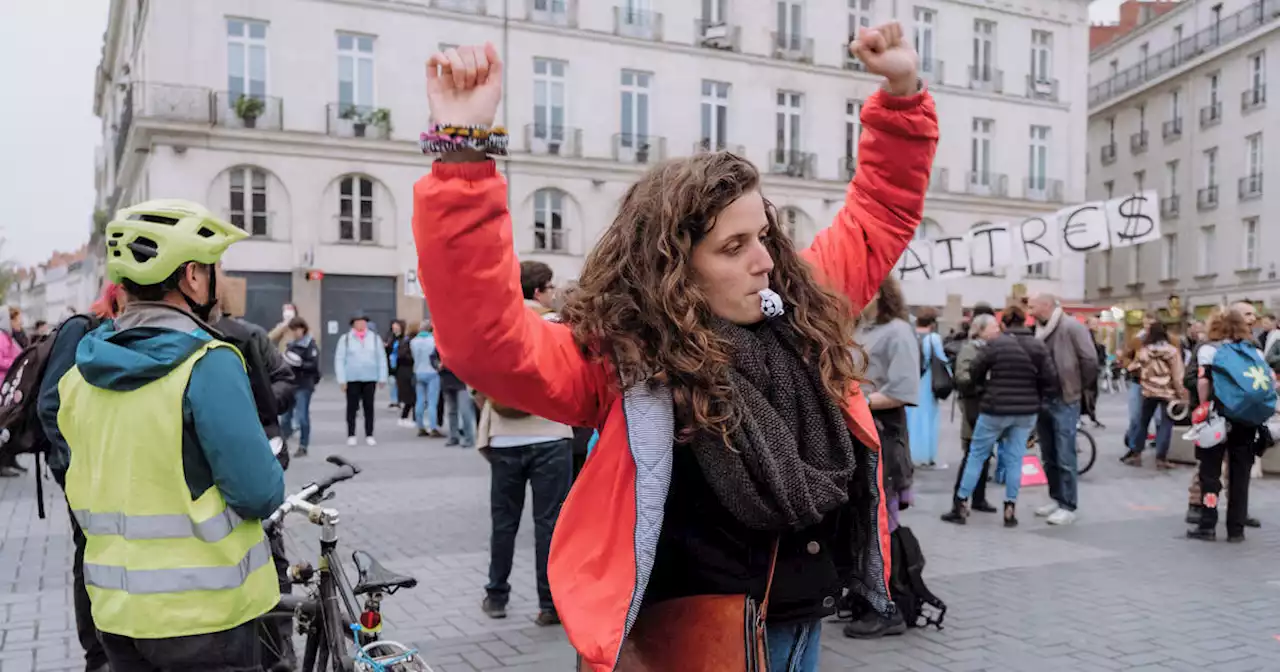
[759,289,785,319]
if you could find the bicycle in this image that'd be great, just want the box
[1026,421,1098,476]
[259,455,432,672]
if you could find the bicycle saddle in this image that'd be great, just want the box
[351,550,419,595]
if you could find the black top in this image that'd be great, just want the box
[643,440,856,625]
[971,326,1059,416]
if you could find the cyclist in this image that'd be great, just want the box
[52,200,284,669]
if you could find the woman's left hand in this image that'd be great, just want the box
[850,22,919,96]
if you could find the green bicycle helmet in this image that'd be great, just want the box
[105,199,248,286]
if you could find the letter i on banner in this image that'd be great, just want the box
[966,222,1013,275]
[1105,189,1161,248]
[931,237,970,279]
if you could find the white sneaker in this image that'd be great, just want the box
[397,419,414,429]
[1035,502,1060,517]
[366,437,378,447]
[1046,509,1077,526]
[346,437,358,447]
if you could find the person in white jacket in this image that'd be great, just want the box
[334,310,388,446]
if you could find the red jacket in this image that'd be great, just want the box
[414,86,938,670]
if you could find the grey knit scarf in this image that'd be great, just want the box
[690,318,857,531]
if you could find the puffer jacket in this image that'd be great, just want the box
[414,86,938,670]
[1135,341,1185,401]
[971,326,1060,416]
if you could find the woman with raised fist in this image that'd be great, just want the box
[414,24,937,672]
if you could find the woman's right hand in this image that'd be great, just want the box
[426,43,502,128]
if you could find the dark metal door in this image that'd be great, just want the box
[226,271,292,331]
[319,275,397,375]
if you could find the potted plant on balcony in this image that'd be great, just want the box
[234,94,265,129]
[369,108,392,137]
[340,105,368,137]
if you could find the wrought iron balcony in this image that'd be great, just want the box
[695,19,740,51]
[1197,185,1219,211]
[1162,118,1182,142]
[526,0,576,27]
[1160,194,1180,218]
[1242,86,1266,113]
[839,156,856,182]
[1024,178,1064,202]
[769,149,816,179]
[1239,173,1263,200]
[771,32,814,63]
[432,0,486,14]
[843,49,867,72]
[214,92,283,131]
[1100,143,1117,165]
[523,124,582,157]
[1026,75,1059,102]
[693,139,745,155]
[611,133,666,164]
[1130,130,1149,155]
[966,171,1009,198]
[1199,102,1222,128]
[968,65,1003,93]
[614,6,662,41]
[326,104,391,140]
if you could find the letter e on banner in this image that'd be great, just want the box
[931,237,970,279]
[966,222,1012,275]
[1015,215,1061,267]
[1106,189,1161,248]
[1057,203,1112,254]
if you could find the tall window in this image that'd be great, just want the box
[1137,104,1146,132]
[850,0,874,33]
[533,58,567,142]
[971,117,993,184]
[1030,30,1052,82]
[1244,217,1259,268]
[1249,51,1265,91]
[1199,226,1216,275]
[337,33,374,111]
[701,0,726,23]
[1100,250,1111,287]
[1204,147,1217,186]
[700,80,729,151]
[1028,125,1049,190]
[1162,234,1177,279]
[1170,88,1181,119]
[914,7,935,72]
[534,0,567,13]
[1166,160,1178,195]
[1107,117,1115,143]
[775,91,803,161]
[1128,247,1140,284]
[776,1,803,50]
[227,19,267,100]
[1247,133,1263,176]
[1104,180,1114,198]
[972,19,996,81]
[1207,72,1220,105]
[1134,170,1145,190]
[339,176,374,243]
[620,70,651,148]
[533,188,565,252]
[229,167,267,236]
[845,100,863,160]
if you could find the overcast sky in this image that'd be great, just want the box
[0,1,1120,268]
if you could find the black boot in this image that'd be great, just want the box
[972,500,998,513]
[1186,527,1217,541]
[940,498,968,525]
[842,610,907,639]
[1185,505,1203,525]
[1003,502,1018,528]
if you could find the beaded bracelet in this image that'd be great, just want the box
[420,124,510,156]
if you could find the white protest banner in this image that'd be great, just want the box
[895,190,1161,281]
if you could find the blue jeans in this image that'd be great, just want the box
[444,388,477,447]
[958,413,1035,503]
[485,440,573,611]
[1037,399,1081,511]
[280,386,314,449]
[414,372,441,431]
[766,620,822,672]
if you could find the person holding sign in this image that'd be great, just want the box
[413,27,936,672]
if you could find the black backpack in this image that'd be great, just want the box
[888,526,946,629]
[0,315,102,518]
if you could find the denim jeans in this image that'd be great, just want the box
[280,386,314,448]
[1130,396,1174,458]
[485,440,573,611]
[100,620,260,671]
[958,413,1035,503]
[444,388,477,446]
[1037,399,1081,511]
[766,620,822,672]
[414,372,441,431]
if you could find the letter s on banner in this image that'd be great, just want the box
[1106,189,1161,248]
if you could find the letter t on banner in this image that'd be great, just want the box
[966,223,1012,275]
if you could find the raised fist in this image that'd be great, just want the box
[426,42,503,128]
[849,22,920,96]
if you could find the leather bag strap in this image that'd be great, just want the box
[758,538,782,622]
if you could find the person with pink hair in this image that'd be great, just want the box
[89,282,126,320]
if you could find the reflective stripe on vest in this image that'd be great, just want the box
[84,537,271,594]
[72,507,245,543]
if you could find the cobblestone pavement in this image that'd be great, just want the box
[3,386,1280,671]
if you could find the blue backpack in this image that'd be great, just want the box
[1210,341,1278,427]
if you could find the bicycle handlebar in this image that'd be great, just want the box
[264,456,363,532]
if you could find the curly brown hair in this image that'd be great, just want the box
[558,152,862,441]
[1208,308,1253,342]
[863,275,909,325]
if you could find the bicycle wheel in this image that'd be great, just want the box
[1076,428,1098,476]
